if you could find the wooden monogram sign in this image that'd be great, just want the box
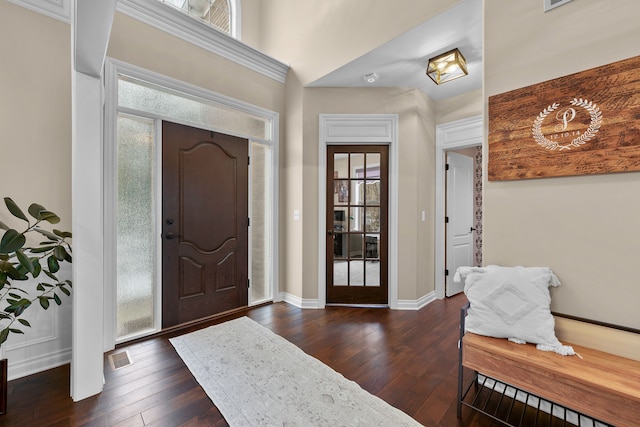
[488,55,640,180]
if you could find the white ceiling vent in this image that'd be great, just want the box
[544,0,573,12]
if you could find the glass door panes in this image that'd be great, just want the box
[327,147,388,304]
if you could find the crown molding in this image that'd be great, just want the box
[117,0,289,83]
[7,0,71,23]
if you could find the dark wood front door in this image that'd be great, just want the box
[326,145,389,305]
[162,121,248,328]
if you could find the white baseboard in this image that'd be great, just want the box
[278,292,322,309]
[7,347,72,381]
[280,291,437,311]
[397,291,437,310]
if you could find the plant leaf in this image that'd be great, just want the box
[4,198,28,222]
[59,286,71,296]
[54,293,62,305]
[0,328,9,346]
[27,203,47,220]
[9,328,24,334]
[0,259,22,279]
[0,229,26,254]
[18,318,31,327]
[16,249,35,275]
[38,210,61,224]
[53,229,72,239]
[39,296,50,309]
[43,270,59,281]
[30,245,56,253]
[33,228,60,241]
[8,298,31,316]
[0,220,9,231]
[54,246,67,261]
[47,255,60,273]
[32,258,41,277]
[27,203,61,224]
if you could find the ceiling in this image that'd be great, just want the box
[307,0,482,101]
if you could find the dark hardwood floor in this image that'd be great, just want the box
[2,293,502,426]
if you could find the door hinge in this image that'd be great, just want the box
[445,216,449,223]
[248,156,250,165]
[445,163,450,171]
[248,279,250,288]
[445,269,449,276]
[248,217,250,227]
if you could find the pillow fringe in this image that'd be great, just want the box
[536,343,577,356]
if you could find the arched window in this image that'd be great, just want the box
[159,0,239,37]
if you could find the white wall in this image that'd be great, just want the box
[484,0,640,330]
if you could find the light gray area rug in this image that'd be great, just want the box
[170,316,422,427]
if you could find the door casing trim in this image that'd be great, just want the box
[435,115,483,299]
[318,114,399,309]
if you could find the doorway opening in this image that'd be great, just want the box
[434,116,483,299]
[444,147,482,297]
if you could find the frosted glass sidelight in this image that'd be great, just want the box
[250,142,272,303]
[118,76,269,140]
[116,114,156,338]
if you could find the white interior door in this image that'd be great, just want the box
[445,151,474,297]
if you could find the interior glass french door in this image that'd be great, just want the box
[327,145,388,305]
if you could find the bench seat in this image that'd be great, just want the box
[461,332,640,427]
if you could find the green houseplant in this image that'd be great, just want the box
[0,197,72,414]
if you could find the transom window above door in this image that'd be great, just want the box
[158,0,232,34]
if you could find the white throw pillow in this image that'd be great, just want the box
[454,265,575,356]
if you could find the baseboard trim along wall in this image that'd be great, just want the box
[8,348,72,381]
[279,291,436,311]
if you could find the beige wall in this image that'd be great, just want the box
[435,88,482,125]
[301,88,436,301]
[0,2,71,229]
[256,0,461,85]
[484,0,640,330]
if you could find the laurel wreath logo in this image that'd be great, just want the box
[532,98,603,150]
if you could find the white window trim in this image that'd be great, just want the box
[318,114,399,309]
[104,57,280,348]
[230,0,242,40]
[117,0,288,83]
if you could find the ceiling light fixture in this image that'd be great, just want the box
[364,73,379,83]
[426,48,468,85]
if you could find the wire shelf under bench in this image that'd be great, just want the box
[460,371,612,427]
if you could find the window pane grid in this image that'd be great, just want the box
[158,0,231,34]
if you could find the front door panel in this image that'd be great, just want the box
[162,121,248,327]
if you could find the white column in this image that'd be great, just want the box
[71,70,105,401]
[71,0,117,401]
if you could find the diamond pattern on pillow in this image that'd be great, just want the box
[484,283,537,326]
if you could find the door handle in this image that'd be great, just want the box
[327,230,334,236]
[166,232,176,240]
[470,227,476,232]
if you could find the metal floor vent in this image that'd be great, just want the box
[108,350,133,371]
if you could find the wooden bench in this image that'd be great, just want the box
[457,304,640,427]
